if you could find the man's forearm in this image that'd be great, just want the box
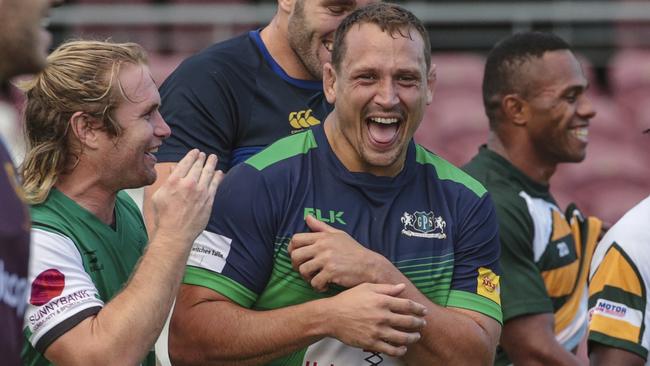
[170,290,330,366]
[79,234,194,364]
[377,265,500,365]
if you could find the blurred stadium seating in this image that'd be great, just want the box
[13,0,650,225]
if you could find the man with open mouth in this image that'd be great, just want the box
[170,4,502,365]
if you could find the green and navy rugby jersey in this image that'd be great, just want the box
[464,146,601,366]
[184,124,502,365]
[156,30,331,172]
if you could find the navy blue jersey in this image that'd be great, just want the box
[156,30,331,171]
[183,124,502,365]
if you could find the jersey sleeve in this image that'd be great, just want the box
[156,56,247,172]
[588,243,647,360]
[24,229,103,353]
[183,163,277,308]
[445,191,502,324]
[495,193,553,321]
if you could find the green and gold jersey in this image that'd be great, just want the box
[589,195,650,363]
[464,146,601,366]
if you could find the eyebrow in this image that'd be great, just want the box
[141,102,160,116]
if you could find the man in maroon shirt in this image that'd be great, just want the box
[0,1,63,365]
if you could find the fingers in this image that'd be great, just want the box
[288,232,322,253]
[387,296,428,317]
[305,214,340,233]
[368,282,407,297]
[170,149,200,179]
[187,151,207,183]
[197,154,218,188]
[289,244,318,270]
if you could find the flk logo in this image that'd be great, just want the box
[289,109,320,131]
[400,211,446,239]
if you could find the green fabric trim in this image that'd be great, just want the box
[246,130,318,171]
[446,289,503,324]
[415,145,487,197]
[501,298,553,322]
[183,266,256,308]
[589,331,648,360]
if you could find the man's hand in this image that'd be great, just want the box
[323,283,427,357]
[289,215,395,291]
[151,149,223,245]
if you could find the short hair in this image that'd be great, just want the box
[20,40,148,204]
[483,31,572,128]
[331,3,431,72]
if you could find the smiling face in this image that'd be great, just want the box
[287,0,378,80]
[323,22,434,176]
[100,63,170,190]
[0,0,60,79]
[523,50,596,164]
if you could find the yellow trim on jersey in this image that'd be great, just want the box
[590,314,641,343]
[553,216,601,333]
[590,246,643,298]
[541,260,579,297]
[551,210,572,242]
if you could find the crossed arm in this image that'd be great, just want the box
[170,215,500,366]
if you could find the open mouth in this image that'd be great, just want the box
[367,116,401,146]
[144,146,159,160]
[570,126,589,143]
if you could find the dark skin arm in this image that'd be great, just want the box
[590,343,645,366]
[500,313,583,366]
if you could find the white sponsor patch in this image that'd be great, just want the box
[187,231,232,273]
[302,338,403,366]
[590,298,643,328]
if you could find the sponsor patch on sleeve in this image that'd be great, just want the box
[186,231,233,274]
[477,267,501,305]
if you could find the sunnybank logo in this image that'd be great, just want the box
[477,267,501,305]
[289,109,320,130]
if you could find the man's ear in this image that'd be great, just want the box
[278,0,294,14]
[69,112,103,149]
[426,64,436,105]
[502,94,529,126]
[323,63,337,105]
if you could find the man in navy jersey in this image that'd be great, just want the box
[0,1,62,364]
[143,0,377,231]
[169,4,502,365]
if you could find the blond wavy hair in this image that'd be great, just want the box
[19,40,148,204]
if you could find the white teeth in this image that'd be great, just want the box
[146,147,158,153]
[572,127,588,141]
[323,41,333,52]
[370,117,398,124]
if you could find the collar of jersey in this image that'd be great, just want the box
[477,145,551,195]
[249,30,323,91]
[311,123,417,190]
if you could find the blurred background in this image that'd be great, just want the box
[1,0,649,226]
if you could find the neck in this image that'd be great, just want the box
[55,164,117,226]
[260,15,314,81]
[487,131,556,185]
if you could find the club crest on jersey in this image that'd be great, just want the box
[289,109,320,131]
[400,211,446,239]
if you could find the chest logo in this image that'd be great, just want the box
[400,211,446,239]
[289,109,320,130]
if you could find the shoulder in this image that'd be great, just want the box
[415,144,487,199]
[245,129,318,172]
[165,33,259,84]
